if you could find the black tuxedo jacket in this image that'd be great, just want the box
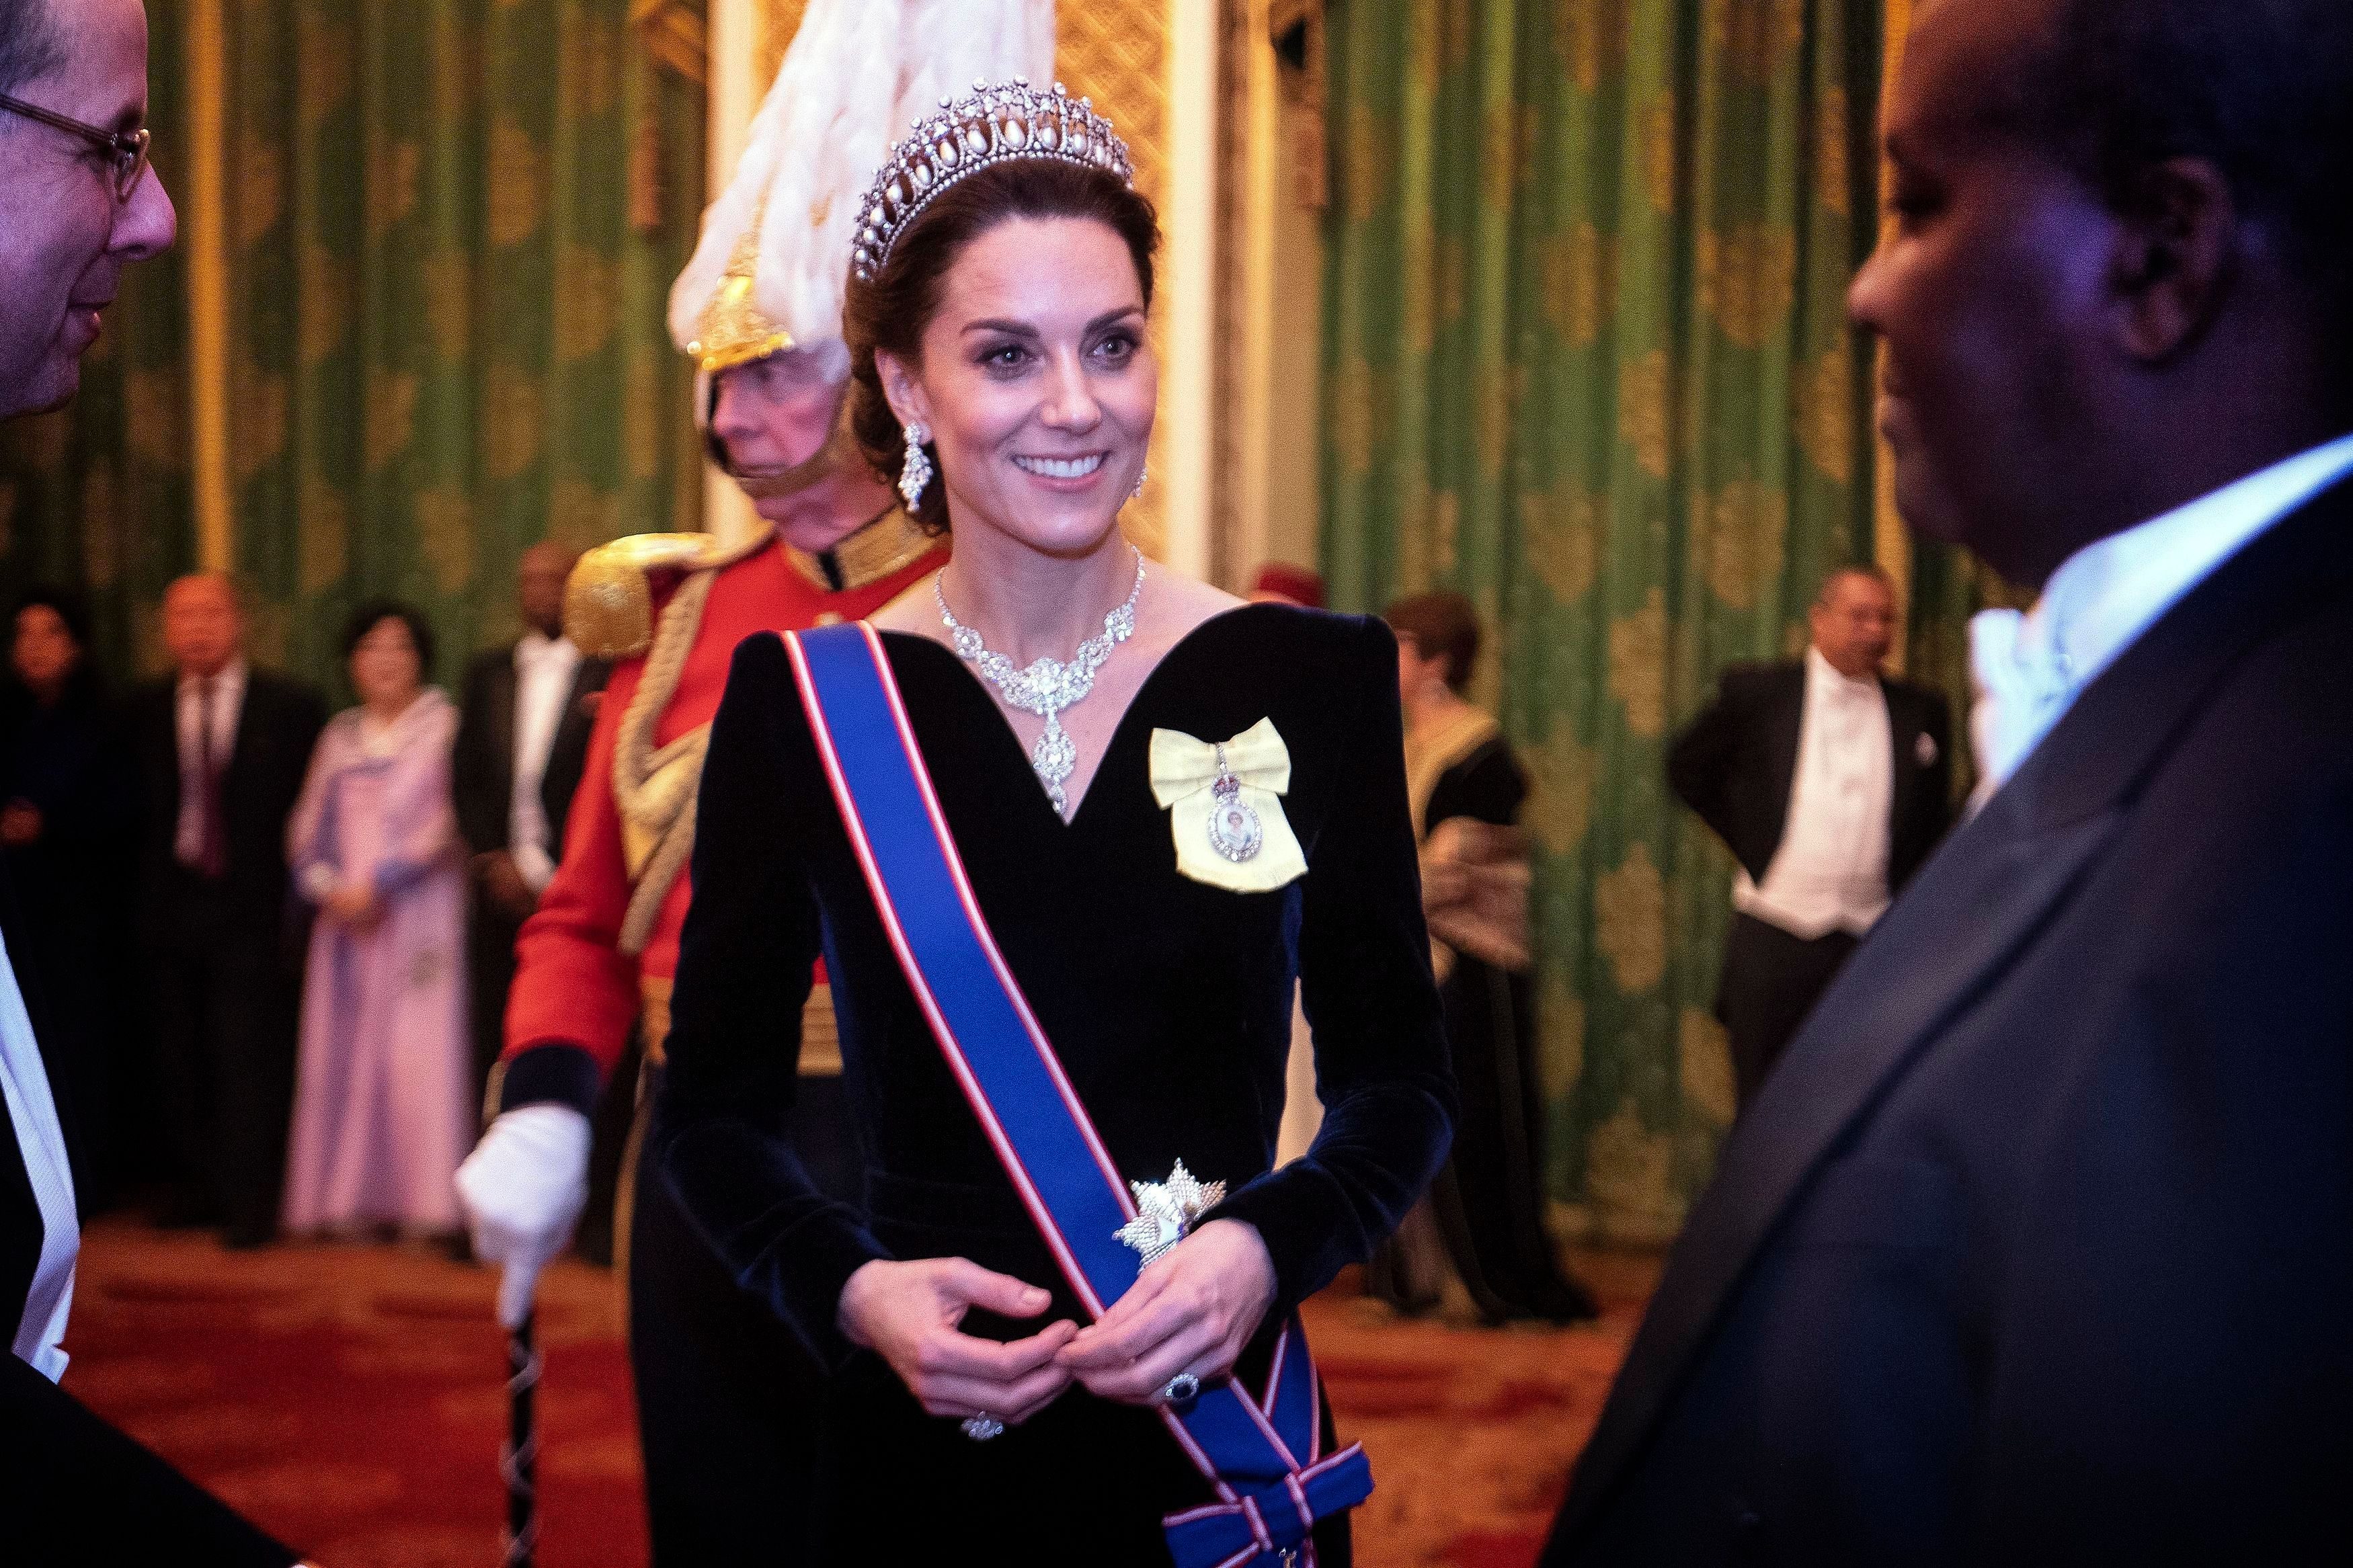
[0,862,292,1563]
[126,669,325,948]
[450,643,609,858]
[1546,479,2353,1565]
[1668,661,1951,899]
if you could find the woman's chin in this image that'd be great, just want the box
[969,495,1131,559]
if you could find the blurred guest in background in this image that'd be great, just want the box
[1667,565,1951,1109]
[1248,562,1326,610]
[1370,591,1595,1324]
[0,589,131,1210]
[128,573,323,1248]
[281,602,469,1241]
[452,542,606,1106]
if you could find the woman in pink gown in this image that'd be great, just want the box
[282,602,471,1237]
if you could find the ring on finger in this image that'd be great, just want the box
[961,1412,1005,1442]
[1160,1371,1201,1413]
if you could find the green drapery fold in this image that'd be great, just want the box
[1320,0,1887,1241]
[0,0,705,695]
[223,0,707,688]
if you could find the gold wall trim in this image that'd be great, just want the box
[1060,1,1175,562]
[186,0,231,573]
[1874,0,1913,664]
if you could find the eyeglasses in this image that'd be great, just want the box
[0,92,152,203]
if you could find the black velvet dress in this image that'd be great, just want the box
[653,604,1456,1565]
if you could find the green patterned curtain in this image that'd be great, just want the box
[1320,0,1884,1241]
[223,0,705,692]
[0,0,705,695]
[0,4,197,679]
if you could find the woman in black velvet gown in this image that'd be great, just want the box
[652,92,1454,1564]
[1366,594,1595,1326]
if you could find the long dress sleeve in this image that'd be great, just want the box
[1211,618,1458,1315]
[651,634,889,1371]
[284,721,342,905]
[364,702,460,899]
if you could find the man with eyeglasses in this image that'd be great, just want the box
[0,1,303,1561]
[0,0,173,419]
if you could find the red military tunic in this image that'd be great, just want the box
[502,524,943,1096]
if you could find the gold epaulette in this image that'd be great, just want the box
[564,533,716,659]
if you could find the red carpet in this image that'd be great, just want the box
[63,1221,1654,1567]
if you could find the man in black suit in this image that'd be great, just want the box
[1668,565,1951,1107]
[452,541,607,1102]
[128,573,324,1248]
[0,0,300,1555]
[1545,1,2353,1562]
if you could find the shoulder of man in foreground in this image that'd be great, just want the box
[1716,658,1798,700]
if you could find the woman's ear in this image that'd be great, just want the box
[875,349,932,434]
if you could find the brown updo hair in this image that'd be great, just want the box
[1384,591,1482,693]
[844,158,1162,534]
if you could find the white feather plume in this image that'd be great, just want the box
[668,0,1057,361]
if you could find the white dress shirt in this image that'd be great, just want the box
[508,633,581,894]
[0,932,77,1382]
[173,657,248,868]
[1734,647,1895,940]
[1971,432,2353,803]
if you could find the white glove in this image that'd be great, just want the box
[454,1104,593,1329]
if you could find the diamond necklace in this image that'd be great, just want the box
[935,544,1146,817]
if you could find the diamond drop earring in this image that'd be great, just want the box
[900,422,934,511]
[1129,461,1148,503]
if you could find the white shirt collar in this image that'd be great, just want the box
[178,656,248,697]
[1805,645,1878,698]
[515,630,576,665]
[1971,431,2353,801]
[0,932,77,1381]
[2032,432,2353,698]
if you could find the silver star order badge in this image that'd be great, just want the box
[1114,1160,1227,1267]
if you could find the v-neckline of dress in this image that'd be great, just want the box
[877,603,1269,829]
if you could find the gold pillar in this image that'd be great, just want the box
[1057,3,1177,563]
[186,0,231,573]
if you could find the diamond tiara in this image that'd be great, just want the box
[852,77,1134,284]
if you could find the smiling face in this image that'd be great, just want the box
[350,616,422,712]
[0,0,177,419]
[1846,0,2122,581]
[1809,570,1897,679]
[877,216,1155,559]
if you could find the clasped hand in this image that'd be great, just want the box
[838,1219,1277,1430]
[324,882,381,930]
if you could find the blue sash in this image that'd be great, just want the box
[785,622,1372,1567]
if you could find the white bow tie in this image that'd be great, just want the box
[1968,607,2075,800]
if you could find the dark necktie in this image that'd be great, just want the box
[195,677,229,878]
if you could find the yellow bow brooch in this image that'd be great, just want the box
[1148,718,1308,893]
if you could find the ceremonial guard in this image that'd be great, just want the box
[455,3,1055,1557]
